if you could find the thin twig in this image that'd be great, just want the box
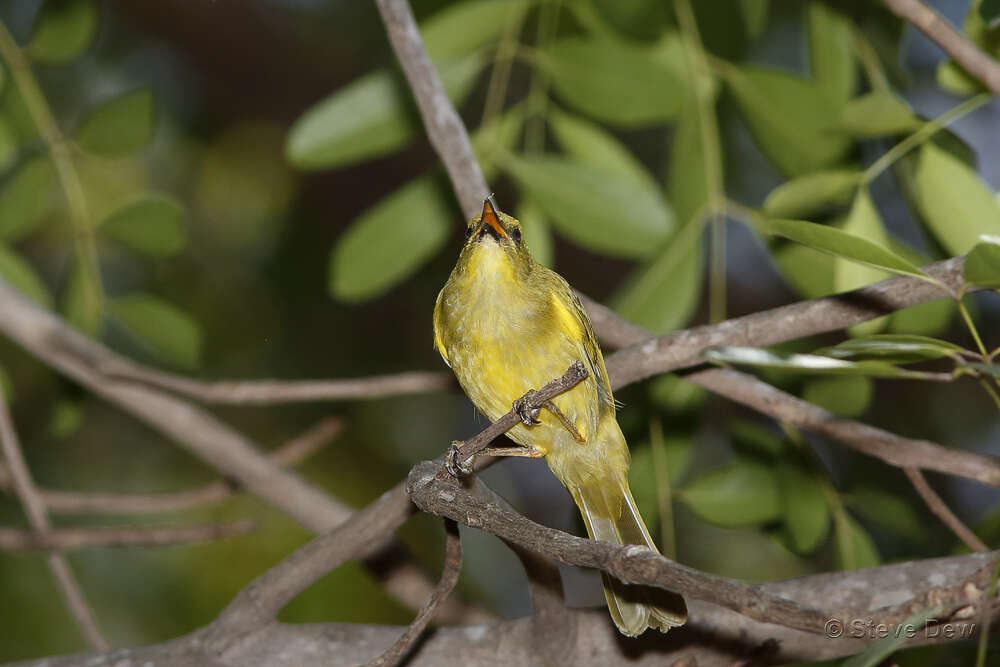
[882,0,1000,96]
[409,461,996,635]
[445,362,588,477]
[691,368,1000,486]
[365,519,463,667]
[904,467,989,552]
[0,395,108,650]
[0,416,343,515]
[0,520,255,551]
[375,0,488,218]
[99,361,451,404]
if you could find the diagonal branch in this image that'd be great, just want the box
[99,360,451,404]
[904,467,989,552]
[0,280,478,622]
[0,394,108,650]
[364,519,463,667]
[882,0,1000,96]
[0,416,343,515]
[374,0,488,218]
[0,520,255,551]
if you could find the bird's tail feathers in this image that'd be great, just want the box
[576,483,687,637]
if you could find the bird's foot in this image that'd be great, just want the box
[513,390,542,427]
[445,441,473,478]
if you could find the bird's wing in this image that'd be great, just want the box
[432,290,451,368]
[548,276,615,410]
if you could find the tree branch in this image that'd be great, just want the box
[604,256,968,389]
[0,416,343,515]
[99,361,451,404]
[904,467,989,552]
[374,0,489,218]
[0,280,477,622]
[882,0,1000,96]
[364,519,463,667]
[0,520,255,551]
[408,462,998,635]
[0,394,108,650]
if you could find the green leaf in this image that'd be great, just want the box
[981,0,1000,29]
[100,195,186,257]
[48,399,83,439]
[611,230,702,333]
[914,142,1000,256]
[548,109,655,187]
[73,90,155,157]
[609,94,707,333]
[286,57,482,170]
[834,190,892,297]
[679,459,782,527]
[757,217,932,283]
[739,0,769,39]
[729,420,785,458]
[421,0,531,60]
[936,60,983,96]
[802,375,873,418]
[0,245,52,307]
[0,156,56,242]
[330,174,452,302]
[778,463,830,554]
[834,512,881,570]
[109,293,202,369]
[472,107,526,180]
[763,170,859,219]
[839,90,921,137]
[668,85,717,224]
[539,35,686,127]
[726,65,851,176]
[705,346,950,381]
[0,116,19,172]
[807,1,856,105]
[502,153,672,258]
[514,199,554,268]
[772,242,836,298]
[649,374,706,413]
[848,486,925,542]
[840,607,941,667]
[27,0,99,65]
[818,334,964,363]
[62,260,102,337]
[965,239,1000,287]
[889,298,956,337]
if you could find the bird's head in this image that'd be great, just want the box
[458,196,535,277]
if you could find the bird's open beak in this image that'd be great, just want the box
[478,195,506,239]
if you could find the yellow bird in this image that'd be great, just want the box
[433,197,687,636]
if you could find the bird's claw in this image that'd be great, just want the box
[513,390,542,427]
[446,441,473,478]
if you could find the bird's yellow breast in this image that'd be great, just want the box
[434,238,604,452]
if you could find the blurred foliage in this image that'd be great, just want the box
[0,0,999,665]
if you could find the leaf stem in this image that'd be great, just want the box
[674,0,726,322]
[861,92,991,185]
[649,418,676,559]
[523,0,560,153]
[479,3,528,129]
[0,20,103,317]
[849,24,890,92]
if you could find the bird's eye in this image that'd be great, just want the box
[464,226,474,239]
[511,228,522,243]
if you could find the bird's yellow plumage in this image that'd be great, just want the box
[433,198,687,636]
